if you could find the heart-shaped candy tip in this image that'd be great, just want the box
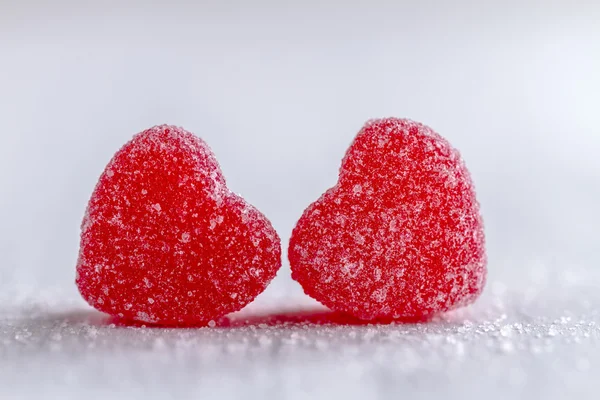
[76,125,281,326]
[289,118,486,320]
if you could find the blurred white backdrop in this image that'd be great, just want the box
[1,0,599,299]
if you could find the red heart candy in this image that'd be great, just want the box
[76,125,281,326]
[289,118,486,320]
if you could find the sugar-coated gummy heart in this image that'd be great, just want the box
[289,118,486,320]
[76,125,281,326]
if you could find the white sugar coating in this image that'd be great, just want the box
[76,125,282,325]
[290,118,486,320]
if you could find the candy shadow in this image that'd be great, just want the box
[110,308,432,328]
[24,307,431,329]
[218,308,433,328]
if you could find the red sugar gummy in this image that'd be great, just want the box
[76,125,281,325]
[289,118,486,320]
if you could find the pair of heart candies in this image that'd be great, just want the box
[76,117,486,326]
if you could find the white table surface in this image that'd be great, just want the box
[2,275,598,400]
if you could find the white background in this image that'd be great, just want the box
[1,1,600,399]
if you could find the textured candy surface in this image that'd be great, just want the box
[289,118,486,320]
[76,125,281,325]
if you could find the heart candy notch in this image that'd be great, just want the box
[289,118,486,320]
[76,125,281,325]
